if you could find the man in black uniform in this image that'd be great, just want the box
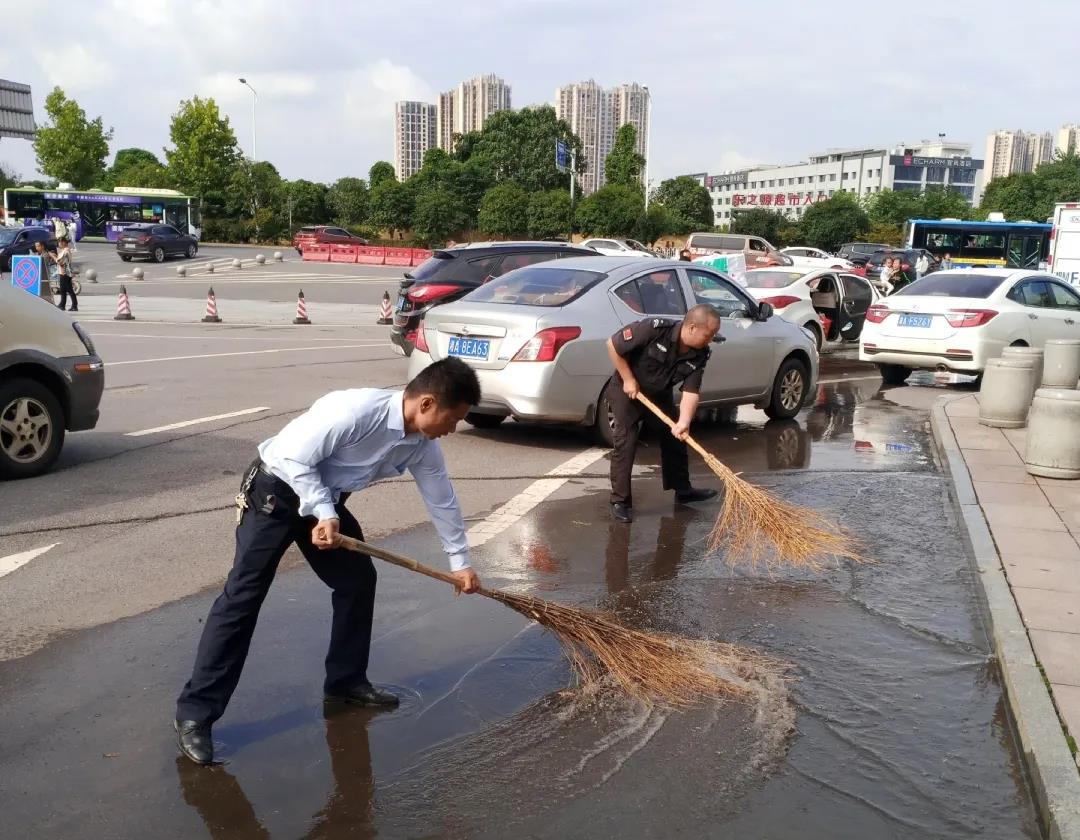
[606,303,722,522]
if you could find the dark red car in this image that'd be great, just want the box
[293,226,367,255]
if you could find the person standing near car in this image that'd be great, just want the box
[878,257,895,295]
[915,251,929,280]
[605,304,722,523]
[54,237,77,312]
[32,240,55,303]
[892,257,913,292]
[942,252,954,269]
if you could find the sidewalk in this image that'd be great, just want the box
[935,393,1080,839]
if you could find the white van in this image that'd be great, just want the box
[1048,203,1080,286]
[684,232,793,268]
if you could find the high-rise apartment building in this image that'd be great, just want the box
[393,101,436,181]
[1028,131,1054,170]
[985,129,1057,181]
[436,91,456,153]
[435,74,512,152]
[1056,124,1080,157]
[555,80,650,195]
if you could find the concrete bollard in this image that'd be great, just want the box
[1002,346,1044,395]
[85,268,97,284]
[132,266,144,281]
[206,262,215,274]
[979,358,1039,428]
[232,258,242,270]
[1042,339,1080,388]
[273,251,283,262]
[1024,387,1080,478]
[177,265,186,277]
[255,253,266,265]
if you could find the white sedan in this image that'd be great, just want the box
[780,247,855,270]
[741,267,880,350]
[859,269,1080,384]
[579,238,660,258]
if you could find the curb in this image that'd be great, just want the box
[931,395,1080,840]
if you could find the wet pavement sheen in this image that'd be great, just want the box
[0,364,1040,839]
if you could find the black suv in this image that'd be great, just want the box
[0,226,57,272]
[389,242,598,356]
[837,242,890,267]
[116,223,199,263]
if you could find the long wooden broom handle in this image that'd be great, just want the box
[338,534,493,597]
[634,392,715,462]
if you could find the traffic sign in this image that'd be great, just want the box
[556,139,569,173]
[11,255,42,296]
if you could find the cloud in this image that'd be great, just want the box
[34,45,116,93]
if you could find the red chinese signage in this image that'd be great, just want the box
[731,191,828,208]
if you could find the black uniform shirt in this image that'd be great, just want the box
[610,317,711,394]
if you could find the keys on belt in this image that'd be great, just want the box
[235,460,260,524]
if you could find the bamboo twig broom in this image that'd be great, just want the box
[338,535,783,707]
[635,393,863,570]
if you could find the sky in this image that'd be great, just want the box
[2,0,1079,188]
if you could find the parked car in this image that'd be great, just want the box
[292,225,368,255]
[579,238,660,258]
[685,232,793,268]
[860,269,1080,384]
[0,281,103,478]
[390,242,598,356]
[864,248,940,291]
[837,242,891,266]
[406,257,819,444]
[0,226,57,272]
[780,247,855,270]
[742,267,880,349]
[116,223,198,263]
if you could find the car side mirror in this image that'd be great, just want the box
[756,302,774,321]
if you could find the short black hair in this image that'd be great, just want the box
[405,358,481,407]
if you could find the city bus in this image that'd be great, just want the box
[2,186,201,241]
[903,218,1051,269]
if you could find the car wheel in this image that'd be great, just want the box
[120,255,132,262]
[153,247,165,263]
[595,384,616,447]
[186,244,197,259]
[764,357,808,420]
[0,378,66,480]
[803,321,823,350]
[466,412,506,429]
[765,419,808,470]
[877,363,913,385]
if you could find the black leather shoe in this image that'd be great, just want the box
[676,487,718,504]
[325,683,400,708]
[610,502,633,523]
[174,719,214,765]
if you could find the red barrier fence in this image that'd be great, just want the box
[329,244,358,263]
[384,247,413,266]
[303,243,331,262]
[356,246,386,265]
[410,249,433,266]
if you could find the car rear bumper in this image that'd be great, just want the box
[859,335,999,372]
[116,246,152,257]
[61,354,104,430]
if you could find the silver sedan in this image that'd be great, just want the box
[406,257,819,444]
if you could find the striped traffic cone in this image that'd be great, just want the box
[202,286,222,323]
[377,290,393,325]
[293,289,311,325]
[114,285,134,321]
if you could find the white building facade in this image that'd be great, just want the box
[985,129,1056,180]
[1056,124,1080,157]
[435,74,512,153]
[393,101,436,181]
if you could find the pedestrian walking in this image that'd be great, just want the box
[915,251,929,279]
[606,304,722,523]
[174,359,483,766]
[32,240,55,303]
[70,210,80,251]
[54,236,77,311]
[52,215,67,242]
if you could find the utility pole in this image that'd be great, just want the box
[238,78,258,161]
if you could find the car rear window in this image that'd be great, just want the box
[466,266,605,307]
[408,251,457,280]
[689,234,742,250]
[892,272,1003,298]
[743,270,805,288]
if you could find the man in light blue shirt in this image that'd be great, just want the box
[175,359,482,765]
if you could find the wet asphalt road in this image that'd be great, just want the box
[0,359,1041,838]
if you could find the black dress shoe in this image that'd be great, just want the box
[675,487,718,504]
[174,719,214,765]
[325,683,400,708]
[610,502,633,523]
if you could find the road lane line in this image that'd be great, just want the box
[107,344,385,365]
[97,333,389,343]
[816,375,883,385]
[126,407,272,437]
[0,544,59,580]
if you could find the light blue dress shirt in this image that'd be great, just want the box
[258,389,471,571]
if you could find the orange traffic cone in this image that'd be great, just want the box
[377,290,393,325]
[202,286,222,323]
[293,289,311,325]
[114,285,134,321]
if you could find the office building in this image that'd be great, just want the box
[435,74,512,152]
[393,101,436,181]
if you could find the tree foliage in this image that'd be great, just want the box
[461,106,583,193]
[229,161,284,237]
[368,161,396,188]
[800,192,870,252]
[412,187,469,245]
[478,181,529,238]
[633,204,670,246]
[284,179,330,225]
[979,155,1080,222]
[0,161,22,193]
[165,96,241,214]
[327,177,370,226]
[370,179,414,234]
[651,176,713,232]
[106,147,173,189]
[32,87,113,188]
[604,124,645,190]
[526,189,572,240]
[731,208,787,242]
[575,184,644,237]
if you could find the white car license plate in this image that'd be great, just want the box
[123,243,135,249]
[448,337,489,360]
[898,314,932,328]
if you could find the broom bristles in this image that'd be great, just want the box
[485,588,785,707]
[700,451,863,570]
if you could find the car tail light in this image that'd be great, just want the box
[512,327,581,362]
[414,321,430,353]
[138,234,151,243]
[759,295,801,310]
[406,283,460,303]
[865,305,891,323]
[945,309,998,328]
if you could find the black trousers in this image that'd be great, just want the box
[58,274,77,310]
[609,384,690,505]
[176,467,376,726]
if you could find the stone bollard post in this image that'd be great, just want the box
[232,258,242,270]
[1042,339,1080,388]
[273,251,283,262]
[177,265,186,277]
[1025,387,1080,478]
[978,358,1039,428]
[255,254,266,265]
[85,268,97,284]
[1001,346,1044,399]
[133,266,144,281]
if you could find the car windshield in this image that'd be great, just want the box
[743,270,805,289]
[893,272,1003,299]
[0,228,18,245]
[466,266,605,307]
[626,240,651,252]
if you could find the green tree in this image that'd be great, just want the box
[978,173,1040,221]
[1032,153,1080,216]
[633,204,670,247]
[106,147,173,189]
[0,161,21,193]
[865,188,922,226]
[32,87,113,188]
[527,189,572,239]
[166,96,241,215]
[368,161,396,189]
[327,177,370,225]
[229,160,284,238]
[412,187,469,245]
[800,192,870,252]
[370,179,414,234]
[920,187,972,221]
[478,181,529,238]
[866,221,904,246]
[284,179,330,225]
[651,176,713,232]
[604,124,645,190]
[731,207,786,242]
[463,106,583,193]
[575,184,644,236]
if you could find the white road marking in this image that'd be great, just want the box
[96,333,388,342]
[0,544,59,580]
[126,407,272,436]
[816,374,882,385]
[108,343,386,365]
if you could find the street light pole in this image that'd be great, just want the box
[238,78,258,161]
[643,86,652,210]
